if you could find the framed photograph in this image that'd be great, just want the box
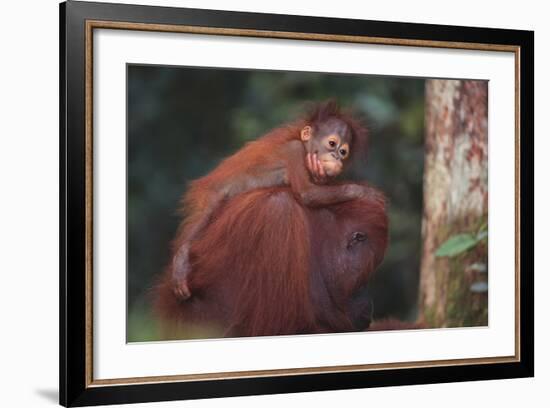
[60,1,534,406]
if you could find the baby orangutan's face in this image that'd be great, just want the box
[301,122,352,179]
[316,132,350,177]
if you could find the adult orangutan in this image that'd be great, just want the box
[155,183,389,338]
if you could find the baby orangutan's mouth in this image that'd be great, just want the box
[322,160,343,177]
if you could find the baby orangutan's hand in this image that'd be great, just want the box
[306,153,328,184]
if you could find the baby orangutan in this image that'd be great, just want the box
[171,100,369,299]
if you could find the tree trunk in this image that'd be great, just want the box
[418,80,488,328]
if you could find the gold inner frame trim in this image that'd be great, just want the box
[84,19,521,388]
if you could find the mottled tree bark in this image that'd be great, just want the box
[419,80,488,328]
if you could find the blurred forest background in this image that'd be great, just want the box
[127,65,425,342]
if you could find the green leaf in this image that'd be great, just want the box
[435,234,478,258]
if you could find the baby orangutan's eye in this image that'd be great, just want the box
[329,140,336,147]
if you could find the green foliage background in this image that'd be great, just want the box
[127,65,425,342]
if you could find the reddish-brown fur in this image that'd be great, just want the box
[155,183,389,338]
[175,101,368,244]
[170,101,370,301]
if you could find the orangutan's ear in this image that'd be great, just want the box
[300,126,312,142]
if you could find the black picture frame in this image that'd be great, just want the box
[60,1,534,406]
